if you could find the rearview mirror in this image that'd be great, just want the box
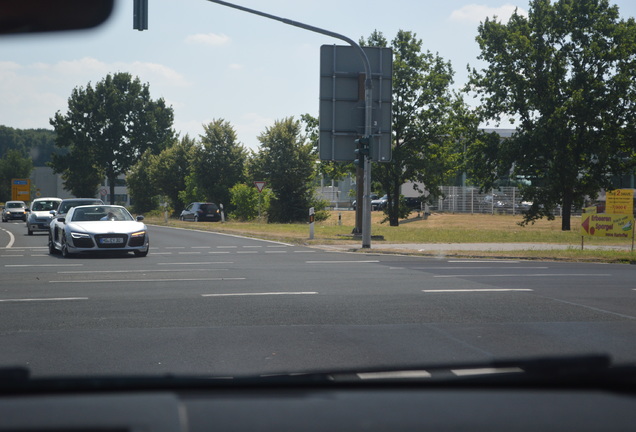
[0,0,114,35]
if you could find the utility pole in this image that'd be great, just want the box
[205,0,374,248]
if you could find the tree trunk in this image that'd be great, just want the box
[388,179,401,226]
[561,190,573,231]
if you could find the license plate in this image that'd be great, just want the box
[100,237,124,244]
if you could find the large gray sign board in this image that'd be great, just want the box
[319,45,392,162]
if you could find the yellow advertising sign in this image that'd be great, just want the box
[606,189,634,215]
[11,178,30,202]
[581,213,634,238]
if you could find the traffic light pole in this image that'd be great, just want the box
[206,0,374,248]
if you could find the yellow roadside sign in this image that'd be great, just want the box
[581,213,634,238]
[606,189,634,215]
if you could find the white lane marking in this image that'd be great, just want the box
[357,370,432,380]
[265,251,287,253]
[157,262,233,265]
[267,245,288,248]
[1,255,24,257]
[191,246,211,249]
[0,227,15,248]
[434,273,611,278]
[208,251,231,254]
[50,278,246,283]
[0,297,88,303]
[178,252,202,255]
[6,264,83,268]
[165,246,186,249]
[202,291,317,297]
[423,289,533,293]
[306,260,380,264]
[237,251,258,254]
[148,224,293,246]
[217,246,237,248]
[414,266,550,270]
[243,245,262,248]
[448,260,521,263]
[294,250,315,253]
[58,269,227,274]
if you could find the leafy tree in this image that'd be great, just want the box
[189,119,247,211]
[229,183,272,221]
[0,126,58,166]
[0,149,33,202]
[50,72,175,201]
[151,135,196,213]
[468,0,636,230]
[125,149,160,213]
[361,30,463,226]
[251,117,315,223]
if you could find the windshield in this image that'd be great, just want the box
[32,200,59,212]
[1,0,636,382]
[6,202,25,208]
[70,206,133,222]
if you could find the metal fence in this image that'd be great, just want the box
[429,186,583,216]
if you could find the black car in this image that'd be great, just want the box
[179,202,222,222]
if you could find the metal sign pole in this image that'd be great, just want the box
[206,0,374,248]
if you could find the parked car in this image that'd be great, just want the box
[26,197,62,235]
[179,202,222,222]
[48,204,148,257]
[49,198,104,251]
[351,194,379,211]
[2,201,28,222]
[372,195,388,211]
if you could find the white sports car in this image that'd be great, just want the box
[48,205,149,257]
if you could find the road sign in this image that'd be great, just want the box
[11,178,30,201]
[606,189,633,215]
[319,45,392,162]
[581,213,633,238]
[254,181,266,193]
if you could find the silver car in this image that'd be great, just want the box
[48,205,149,257]
[26,197,62,235]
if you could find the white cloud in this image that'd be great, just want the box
[0,58,190,131]
[450,4,528,24]
[185,33,231,46]
[228,63,243,71]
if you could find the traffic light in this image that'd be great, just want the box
[353,136,371,167]
[133,0,148,30]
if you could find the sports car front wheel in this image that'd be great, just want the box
[134,246,149,257]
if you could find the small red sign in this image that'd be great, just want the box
[254,181,266,193]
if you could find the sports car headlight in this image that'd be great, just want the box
[70,232,90,239]
[131,230,146,237]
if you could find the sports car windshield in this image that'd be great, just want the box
[70,206,133,222]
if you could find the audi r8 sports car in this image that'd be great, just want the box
[48,205,149,257]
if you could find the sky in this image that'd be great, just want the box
[1,0,635,152]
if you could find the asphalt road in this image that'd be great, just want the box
[1,220,635,377]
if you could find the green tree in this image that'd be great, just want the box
[151,135,196,213]
[229,183,272,221]
[189,119,247,211]
[0,149,33,202]
[361,30,463,226]
[50,72,175,201]
[125,149,160,213]
[468,0,636,230]
[251,117,315,223]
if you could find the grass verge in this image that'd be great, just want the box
[145,211,636,263]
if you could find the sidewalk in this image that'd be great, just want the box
[318,242,632,253]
